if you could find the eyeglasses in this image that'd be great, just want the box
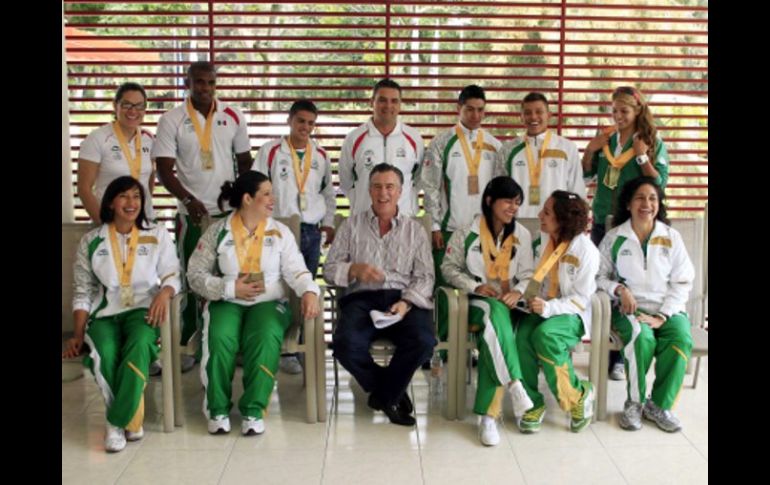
[118,101,147,111]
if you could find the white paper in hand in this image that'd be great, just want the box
[370,310,403,329]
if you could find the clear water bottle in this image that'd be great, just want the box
[430,350,443,402]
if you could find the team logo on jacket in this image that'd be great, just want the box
[311,159,319,170]
[548,160,557,168]
[137,246,149,256]
[471,245,482,253]
[264,237,274,247]
[279,166,289,180]
[566,265,576,276]
[225,240,235,247]
[183,119,194,132]
[620,249,632,257]
[484,152,493,161]
[363,149,375,169]
[660,247,670,257]
[452,151,462,158]
[396,147,406,158]
[142,147,150,154]
[515,159,525,167]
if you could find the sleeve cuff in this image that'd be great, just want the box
[335,262,352,287]
[224,279,236,300]
[73,302,91,313]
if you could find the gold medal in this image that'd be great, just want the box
[201,150,214,171]
[239,272,265,294]
[603,166,621,189]
[467,175,479,195]
[120,285,135,307]
[522,279,541,301]
[299,193,308,211]
[528,185,540,206]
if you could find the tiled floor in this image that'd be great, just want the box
[62,353,708,485]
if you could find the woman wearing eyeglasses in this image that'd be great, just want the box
[78,82,156,222]
[581,86,669,246]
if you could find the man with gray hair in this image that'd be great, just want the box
[324,163,436,426]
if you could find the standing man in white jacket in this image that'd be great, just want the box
[496,92,585,218]
[338,78,424,216]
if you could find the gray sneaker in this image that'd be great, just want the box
[181,354,197,373]
[149,360,162,376]
[609,362,625,381]
[618,400,642,431]
[279,355,303,375]
[642,400,682,432]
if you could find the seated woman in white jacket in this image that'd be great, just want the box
[597,176,694,433]
[186,170,320,436]
[516,190,600,434]
[441,176,535,446]
[63,176,181,452]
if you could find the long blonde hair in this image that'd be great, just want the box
[612,86,656,159]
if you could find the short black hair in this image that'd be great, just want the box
[459,84,486,104]
[369,163,404,186]
[114,82,147,104]
[187,61,216,79]
[100,176,150,229]
[372,78,402,98]
[522,92,549,108]
[289,99,318,118]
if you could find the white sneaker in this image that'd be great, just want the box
[207,415,231,434]
[508,380,534,418]
[478,416,500,446]
[241,416,266,436]
[609,362,625,381]
[125,426,144,441]
[279,355,303,375]
[105,423,127,452]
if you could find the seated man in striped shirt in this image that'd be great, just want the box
[324,163,437,426]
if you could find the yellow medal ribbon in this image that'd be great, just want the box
[524,129,553,189]
[479,217,517,292]
[287,137,312,202]
[533,238,569,299]
[231,213,267,273]
[455,124,485,177]
[601,128,636,189]
[111,121,142,180]
[186,97,216,166]
[108,224,139,305]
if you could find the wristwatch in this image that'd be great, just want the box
[636,154,650,166]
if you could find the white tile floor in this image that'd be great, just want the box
[62,353,708,485]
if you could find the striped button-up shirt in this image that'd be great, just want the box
[323,207,434,309]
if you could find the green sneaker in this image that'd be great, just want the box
[517,405,546,434]
[570,380,595,433]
